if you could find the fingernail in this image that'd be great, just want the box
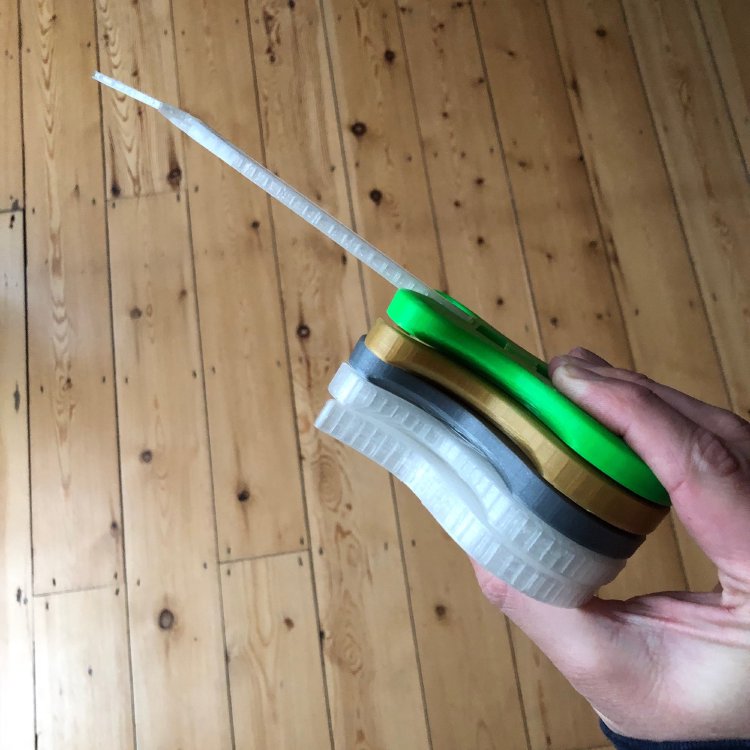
[548,354,568,367]
[548,354,577,375]
[552,363,603,397]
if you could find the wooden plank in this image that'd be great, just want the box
[34,587,134,750]
[107,192,232,749]
[401,500,529,750]
[396,3,533,748]
[95,0,184,197]
[0,212,34,749]
[222,553,331,750]
[171,0,306,561]
[547,0,720,590]
[510,623,605,750]
[474,0,629,363]
[624,0,750,421]
[247,1,429,747]
[324,3,530,747]
[1,0,22,210]
[698,0,750,169]
[474,2,688,746]
[22,0,123,594]
[323,0,444,316]
[398,0,540,348]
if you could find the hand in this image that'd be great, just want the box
[473,348,750,741]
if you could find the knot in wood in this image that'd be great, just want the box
[158,609,175,630]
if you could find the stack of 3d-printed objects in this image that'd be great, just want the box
[316,296,670,608]
[88,73,671,609]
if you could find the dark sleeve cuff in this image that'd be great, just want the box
[601,721,750,749]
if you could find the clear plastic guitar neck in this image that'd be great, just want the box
[92,71,462,316]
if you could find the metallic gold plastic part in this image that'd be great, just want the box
[365,320,668,535]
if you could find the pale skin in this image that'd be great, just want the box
[473,347,750,741]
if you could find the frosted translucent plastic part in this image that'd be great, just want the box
[317,400,612,607]
[316,364,626,607]
[92,72,465,319]
[348,338,644,559]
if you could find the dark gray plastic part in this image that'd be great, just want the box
[349,338,644,559]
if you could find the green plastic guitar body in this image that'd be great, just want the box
[387,289,669,506]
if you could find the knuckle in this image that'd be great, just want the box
[612,379,656,409]
[688,427,740,478]
[629,371,654,388]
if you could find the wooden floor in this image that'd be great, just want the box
[2,0,749,748]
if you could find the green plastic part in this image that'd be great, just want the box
[387,289,670,506]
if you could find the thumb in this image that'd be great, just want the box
[551,363,750,578]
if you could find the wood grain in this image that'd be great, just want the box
[474,1,687,746]
[12,1,749,746]
[107,192,232,749]
[401,500,529,750]
[95,0,184,197]
[474,0,628,363]
[510,632,606,750]
[247,0,429,746]
[172,0,306,562]
[0,212,34,749]
[399,0,540,348]
[1,0,22,210]
[547,0,720,590]
[22,0,123,594]
[222,553,331,750]
[625,0,750,420]
[34,587,133,750]
[698,0,750,169]
[329,2,530,748]
[323,0,444,317]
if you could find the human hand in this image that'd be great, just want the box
[473,348,750,741]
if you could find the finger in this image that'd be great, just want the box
[552,363,750,575]
[553,355,750,447]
